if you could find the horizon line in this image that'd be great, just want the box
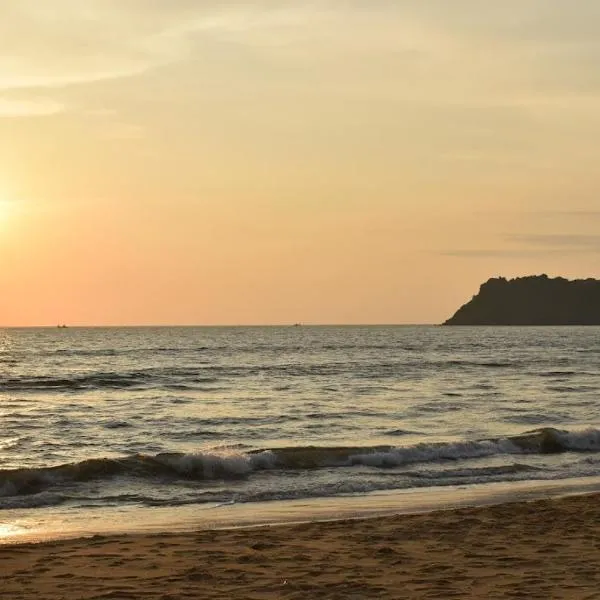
[0,323,438,329]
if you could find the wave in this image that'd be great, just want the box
[7,354,569,392]
[2,428,600,505]
[401,463,544,479]
[36,346,212,358]
[0,452,272,501]
[445,360,514,368]
[0,492,65,510]
[539,370,578,377]
[102,420,133,430]
[0,373,151,392]
[0,370,221,392]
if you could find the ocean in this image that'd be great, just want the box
[1,325,600,539]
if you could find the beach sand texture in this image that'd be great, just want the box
[2,494,600,599]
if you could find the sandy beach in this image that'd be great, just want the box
[2,493,600,599]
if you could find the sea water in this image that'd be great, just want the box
[1,326,600,539]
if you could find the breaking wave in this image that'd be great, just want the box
[2,428,600,508]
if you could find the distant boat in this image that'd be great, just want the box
[57,324,68,329]
[292,323,302,327]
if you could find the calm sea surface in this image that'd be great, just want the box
[1,326,599,520]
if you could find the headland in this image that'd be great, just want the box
[444,274,600,325]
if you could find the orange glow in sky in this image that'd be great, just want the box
[1,2,599,326]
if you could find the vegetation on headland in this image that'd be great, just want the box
[443,275,600,325]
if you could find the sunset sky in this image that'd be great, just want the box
[1,1,599,326]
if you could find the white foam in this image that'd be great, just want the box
[156,449,277,479]
[349,439,520,468]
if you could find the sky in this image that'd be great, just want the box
[1,1,599,326]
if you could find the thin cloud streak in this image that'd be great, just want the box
[441,249,575,259]
[510,234,600,248]
[444,233,600,258]
[0,97,65,117]
[528,210,600,220]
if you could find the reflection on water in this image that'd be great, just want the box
[0,522,28,540]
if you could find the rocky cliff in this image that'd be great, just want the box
[444,275,600,325]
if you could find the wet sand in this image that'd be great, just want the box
[2,493,600,599]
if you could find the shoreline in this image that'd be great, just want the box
[3,475,600,545]
[3,490,600,598]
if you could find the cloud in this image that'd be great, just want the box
[0,2,326,91]
[0,2,184,90]
[441,249,567,259]
[1,2,598,85]
[0,97,65,117]
[530,210,600,220]
[2,0,600,124]
[443,233,600,258]
[510,234,600,249]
